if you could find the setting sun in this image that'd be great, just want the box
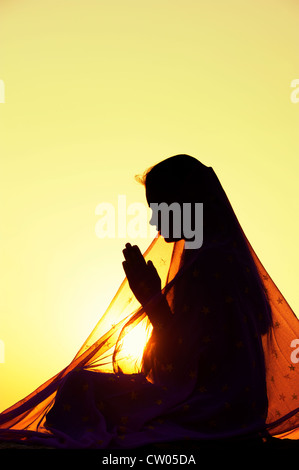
[0,0,298,420]
[117,321,153,374]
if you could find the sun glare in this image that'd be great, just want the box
[1,0,298,414]
[117,321,153,374]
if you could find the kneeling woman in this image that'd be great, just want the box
[45,155,273,448]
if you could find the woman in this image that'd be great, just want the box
[0,155,298,449]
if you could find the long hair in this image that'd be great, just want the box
[113,154,273,377]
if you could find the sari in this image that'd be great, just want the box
[0,165,298,449]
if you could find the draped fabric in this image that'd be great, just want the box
[0,166,298,448]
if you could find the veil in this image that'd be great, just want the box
[0,163,298,446]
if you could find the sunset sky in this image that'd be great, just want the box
[0,0,298,412]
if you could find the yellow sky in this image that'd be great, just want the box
[0,0,298,412]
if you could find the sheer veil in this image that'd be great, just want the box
[0,160,298,445]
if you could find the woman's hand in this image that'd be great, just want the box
[122,243,162,306]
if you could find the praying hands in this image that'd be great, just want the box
[122,243,162,306]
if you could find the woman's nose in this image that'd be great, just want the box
[149,210,160,228]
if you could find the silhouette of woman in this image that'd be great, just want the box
[0,155,298,449]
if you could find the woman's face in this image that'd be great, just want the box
[145,178,205,249]
[145,181,186,243]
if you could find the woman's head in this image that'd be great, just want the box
[137,155,215,247]
[142,154,209,206]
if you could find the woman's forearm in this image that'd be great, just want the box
[143,293,173,330]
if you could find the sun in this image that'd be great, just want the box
[117,320,153,374]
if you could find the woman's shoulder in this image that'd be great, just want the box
[189,240,247,287]
[193,240,235,265]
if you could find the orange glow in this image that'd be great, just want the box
[0,0,298,413]
[116,321,153,374]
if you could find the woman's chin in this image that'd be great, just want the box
[161,235,182,243]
